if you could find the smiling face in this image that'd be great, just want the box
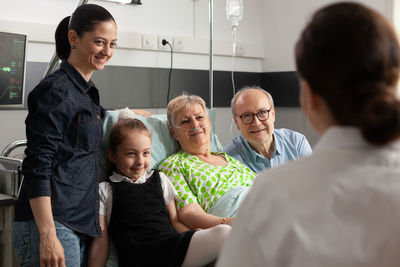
[69,19,117,80]
[170,103,211,153]
[234,89,275,147]
[108,129,151,181]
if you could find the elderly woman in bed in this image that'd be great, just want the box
[159,93,256,229]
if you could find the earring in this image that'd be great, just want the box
[71,45,76,49]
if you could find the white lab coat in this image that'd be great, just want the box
[217,126,400,267]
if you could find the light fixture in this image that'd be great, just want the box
[43,0,143,78]
[101,0,142,4]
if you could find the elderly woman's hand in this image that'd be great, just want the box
[222,217,234,226]
[179,203,231,229]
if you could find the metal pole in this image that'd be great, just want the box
[42,0,89,78]
[209,0,214,108]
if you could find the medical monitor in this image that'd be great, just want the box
[0,31,27,108]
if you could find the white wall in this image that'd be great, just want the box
[261,0,393,72]
[257,0,395,148]
[0,110,28,154]
[0,0,264,71]
[0,0,263,151]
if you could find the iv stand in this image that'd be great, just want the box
[209,0,214,109]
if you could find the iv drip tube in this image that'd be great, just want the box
[226,0,243,98]
[231,26,237,96]
[209,0,214,109]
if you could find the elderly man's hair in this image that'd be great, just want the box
[167,92,207,127]
[231,86,274,115]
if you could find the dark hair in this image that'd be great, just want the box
[108,118,151,153]
[55,4,116,59]
[295,2,400,145]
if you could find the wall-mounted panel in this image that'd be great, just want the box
[24,63,300,109]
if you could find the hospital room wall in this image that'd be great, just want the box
[254,0,394,148]
[216,0,394,148]
[0,0,395,152]
[0,0,264,151]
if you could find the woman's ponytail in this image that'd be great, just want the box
[55,16,71,60]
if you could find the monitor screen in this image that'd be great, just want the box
[0,31,27,108]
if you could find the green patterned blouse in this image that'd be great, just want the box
[159,151,256,212]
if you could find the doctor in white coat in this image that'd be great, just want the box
[217,2,400,267]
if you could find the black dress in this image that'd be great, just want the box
[109,170,195,267]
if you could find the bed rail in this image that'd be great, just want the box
[0,140,26,200]
[1,139,27,157]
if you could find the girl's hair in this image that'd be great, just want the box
[108,118,151,153]
[295,2,400,145]
[55,4,116,59]
[167,93,207,127]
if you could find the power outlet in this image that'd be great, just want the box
[173,37,184,51]
[158,35,172,50]
[141,34,157,49]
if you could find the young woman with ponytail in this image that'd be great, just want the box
[13,4,117,267]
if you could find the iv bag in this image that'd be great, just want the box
[226,0,243,27]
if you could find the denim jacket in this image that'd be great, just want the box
[14,60,104,237]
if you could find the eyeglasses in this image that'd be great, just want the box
[236,109,272,125]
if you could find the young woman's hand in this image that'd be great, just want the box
[29,197,66,267]
[39,231,66,267]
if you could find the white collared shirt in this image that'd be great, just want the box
[99,170,177,224]
[217,126,400,267]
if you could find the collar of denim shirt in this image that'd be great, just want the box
[60,60,96,94]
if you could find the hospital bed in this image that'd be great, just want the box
[0,109,222,266]
[0,139,26,267]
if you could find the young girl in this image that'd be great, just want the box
[89,118,231,267]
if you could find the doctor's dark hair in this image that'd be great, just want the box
[55,4,116,60]
[295,2,400,145]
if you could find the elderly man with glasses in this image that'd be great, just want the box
[225,86,312,174]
